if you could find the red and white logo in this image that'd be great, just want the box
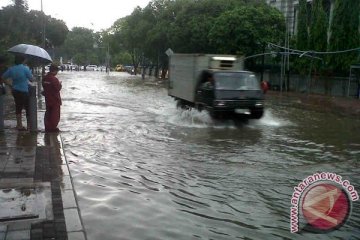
[301,183,350,232]
[290,172,358,233]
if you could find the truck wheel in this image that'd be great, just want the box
[209,111,220,119]
[176,100,183,109]
[250,109,264,119]
[195,104,204,112]
[176,100,190,110]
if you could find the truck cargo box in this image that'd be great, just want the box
[168,54,244,102]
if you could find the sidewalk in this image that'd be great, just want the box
[266,90,360,117]
[0,94,86,240]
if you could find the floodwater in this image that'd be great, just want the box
[56,71,359,240]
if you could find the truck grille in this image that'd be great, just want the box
[214,100,263,108]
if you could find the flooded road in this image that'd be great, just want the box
[56,71,359,240]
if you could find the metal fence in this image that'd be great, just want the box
[263,71,360,98]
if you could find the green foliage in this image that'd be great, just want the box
[208,4,285,55]
[12,0,28,11]
[0,5,33,49]
[309,0,328,71]
[46,18,69,47]
[328,0,360,73]
[294,0,310,74]
[118,8,149,69]
[0,3,68,56]
[168,0,243,53]
[296,0,309,51]
[2,0,358,77]
[108,0,285,74]
[294,0,359,75]
[112,52,132,66]
[309,0,328,52]
[61,27,97,65]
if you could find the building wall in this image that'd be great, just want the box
[266,0,297,34]
[266,0,334,36]
[266,0,296,35]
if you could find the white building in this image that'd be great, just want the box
[266,0,334,35]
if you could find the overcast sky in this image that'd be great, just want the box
[0,0,151,31]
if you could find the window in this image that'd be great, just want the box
[214,72,261,91]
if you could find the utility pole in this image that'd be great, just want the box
[38,0,45,100]
[41,0,46,77]
[41,0,46,50]
[106,43,110,74]
[260,43,265,82]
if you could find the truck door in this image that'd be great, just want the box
[196,82,214,106]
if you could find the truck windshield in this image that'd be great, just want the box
[214,72,260,90]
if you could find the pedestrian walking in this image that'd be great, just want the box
[1,55,33,130]
[42,64,62,132]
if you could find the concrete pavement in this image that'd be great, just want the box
[0,94,86,239]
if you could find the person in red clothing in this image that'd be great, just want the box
[42,64,62,132]
[260,80,269,94]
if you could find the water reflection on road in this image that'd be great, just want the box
[58,71,360,240]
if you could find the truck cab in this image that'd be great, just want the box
[168,54,265,119]
[195,70,264,119]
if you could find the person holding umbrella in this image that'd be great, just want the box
[1,55,33,130]
[42,64,62,132]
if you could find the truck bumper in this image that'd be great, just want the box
[212,100,264,112]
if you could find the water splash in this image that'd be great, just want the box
[157,104,288,129]
[249,109,292,128]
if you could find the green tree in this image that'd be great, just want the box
[109,19,134,69]
[46,17,69,47]
[12,0,28,11]
[328,0,360,74]
[109,0,286,77]
[208,4,285,56]
[120,8,147,74]
[168,0,243,53]
[144,0,177,77]
[62,27,96,66]
[0,4,30,48]
[296,0,309,51]
[294,0,310,74]
[0,3,68,55]
[309,0,328,72]
[309,0,328,52]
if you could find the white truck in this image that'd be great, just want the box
[168,53,264,119]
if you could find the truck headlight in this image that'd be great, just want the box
[255,102,263,107]
[215,101,226,107]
